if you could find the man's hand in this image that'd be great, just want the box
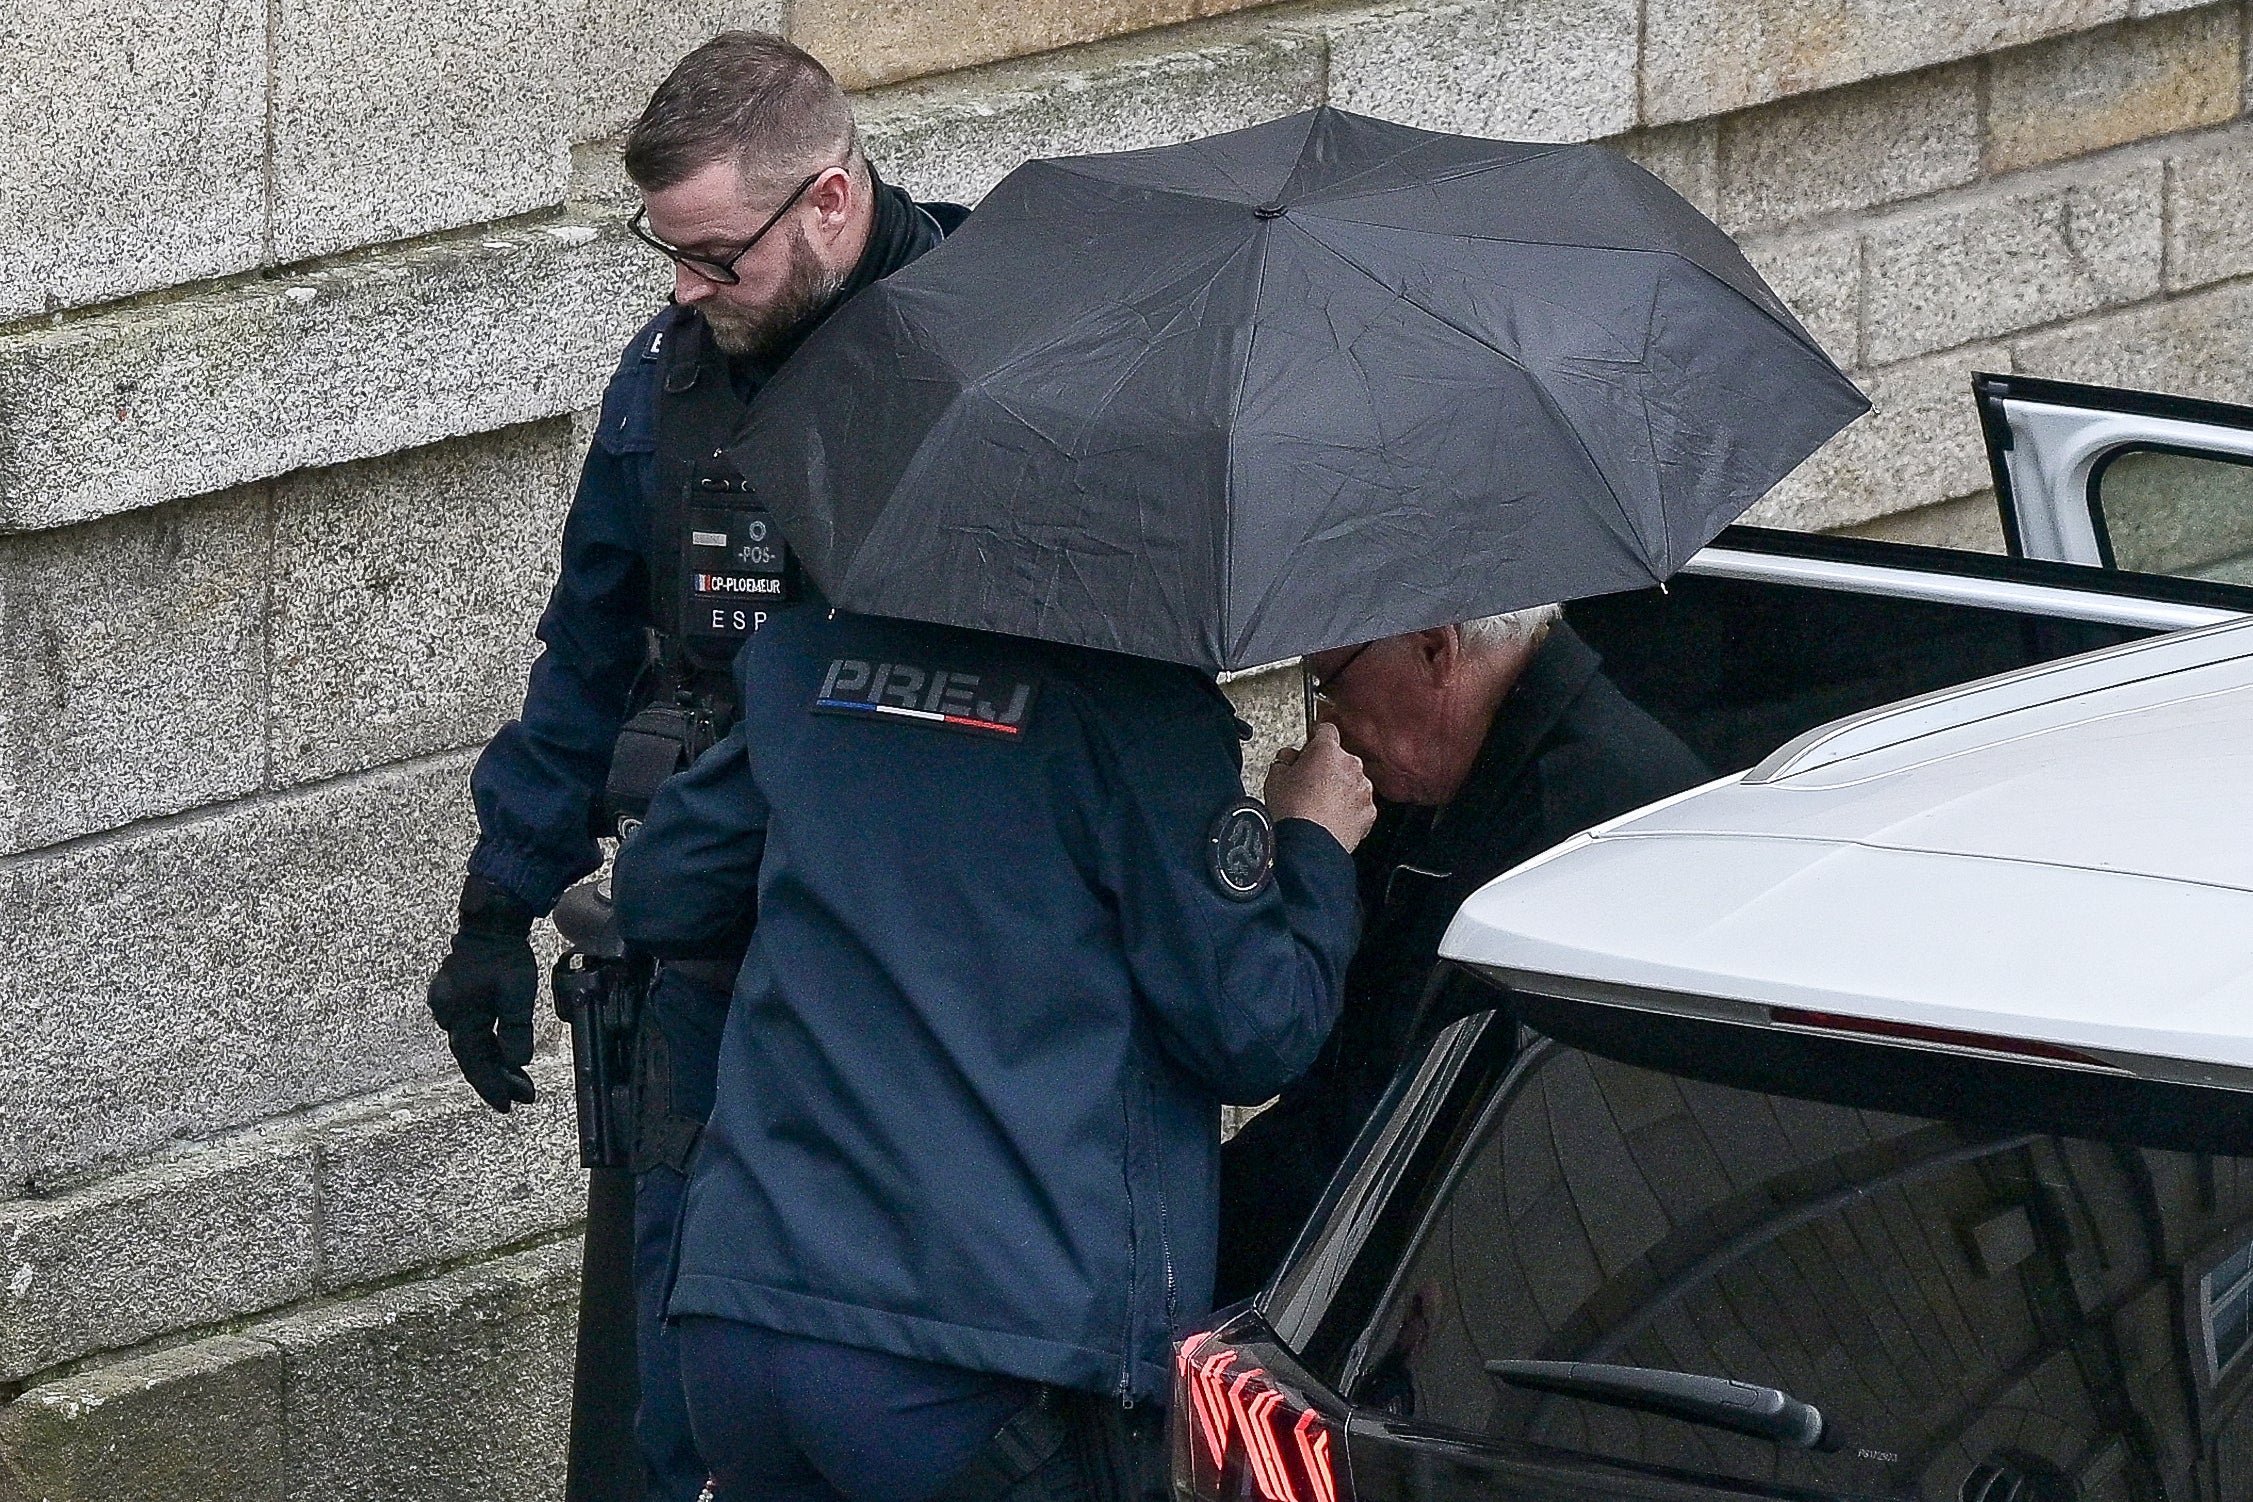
[426,875,540,1112]
[1264,722,1377,852]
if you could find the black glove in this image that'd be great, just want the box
[427,875,540,1111]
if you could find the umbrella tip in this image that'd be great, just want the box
[1254,202,1286,220]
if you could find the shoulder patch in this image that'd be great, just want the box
[812,656,1039,740]
[1207,798,1275,901]
[593,317,671,457]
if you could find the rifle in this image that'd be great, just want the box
[551,671,728,1502]
[552,880,650,1502]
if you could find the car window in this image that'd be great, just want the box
[2093,447,2253,584]
[1352,1036,2253,1501]
[2206,1235,2253,1380]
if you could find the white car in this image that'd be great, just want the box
[1445,613,2253,1132]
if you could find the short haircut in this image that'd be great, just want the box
[1458,603,1562,653]
[623,32,862,195]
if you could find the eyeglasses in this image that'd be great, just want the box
[1302,640,1375,725]
[1308,642,1374,704]
[628,169,827,286]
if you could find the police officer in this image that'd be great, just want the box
[422,33,967,1501]
[612,606,1376,1502]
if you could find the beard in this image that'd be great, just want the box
[700,226,851,362]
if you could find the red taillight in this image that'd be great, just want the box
[1183,1338,1237,1468]
[1174,1328,1344,1502]
[1293,1411,1337,1502]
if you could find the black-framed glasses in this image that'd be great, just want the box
[1308,641,1374,703]
[1302,639,1376,725]
[628,169,826,286]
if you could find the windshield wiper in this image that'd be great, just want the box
[1486,1360,1831,1450]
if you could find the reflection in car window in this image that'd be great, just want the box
[1354,1038,2253,1500]
[2094,447,2253,584]
[2206,1238,2253,1379]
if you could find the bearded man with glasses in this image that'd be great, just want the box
[1216,607,1711,1303]
[422,31,967,1502]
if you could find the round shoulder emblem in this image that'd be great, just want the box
[1206,798,1276,901]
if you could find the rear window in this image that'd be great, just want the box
[1351,1036,2253,1500]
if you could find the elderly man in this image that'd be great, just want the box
[1215,608,1708,1300]
[422,32,968,1500]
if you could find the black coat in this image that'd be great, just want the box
[1216,623,1708,1299]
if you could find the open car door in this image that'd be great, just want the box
[1976,370,2253,584]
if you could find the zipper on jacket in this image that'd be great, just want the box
[1145,1072,1179,1333]
[1117,1085,1140,1405]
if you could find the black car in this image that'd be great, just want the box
[1179,1008,2253,1501]
[1172,376,2253,1502]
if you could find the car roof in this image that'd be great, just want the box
[1439,615,2253,1083]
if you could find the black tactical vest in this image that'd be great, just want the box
[609,185,959,835]
[647,313,799,698]
[603,314,800,834]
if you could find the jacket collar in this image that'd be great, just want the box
[835,171,944,303]
[702,169,946,387]
[763,171,941,370]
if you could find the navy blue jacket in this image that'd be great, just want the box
[466,306,671,909]
[612,609,1361,1400]
[467,187,964,912]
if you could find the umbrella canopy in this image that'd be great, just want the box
[735,106,1867,672]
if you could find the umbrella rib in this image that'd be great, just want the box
[1049,111,1324,206]
[1282,222,1657,567]
[1642,249,1852,375]
[1220,221,1278,666]
[946,237,1257,661]
[1293,144,1576,206]
[1041,154,1270,210]
[974,235,1251,393]
[1631,364,1680,575]
[1290,216,1834,359]
[1277,131,1437,205]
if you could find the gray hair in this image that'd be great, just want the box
[623,32,863,195]
[1456,604,1562,654]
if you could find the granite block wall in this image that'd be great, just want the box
[4,1,2249,1493]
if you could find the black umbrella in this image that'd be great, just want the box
[736,106,1867,672]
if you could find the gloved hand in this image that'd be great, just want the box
[426,875,540,1111]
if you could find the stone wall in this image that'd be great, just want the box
[4,2,2249,1496]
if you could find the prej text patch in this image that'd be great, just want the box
[813,657,1039,739]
